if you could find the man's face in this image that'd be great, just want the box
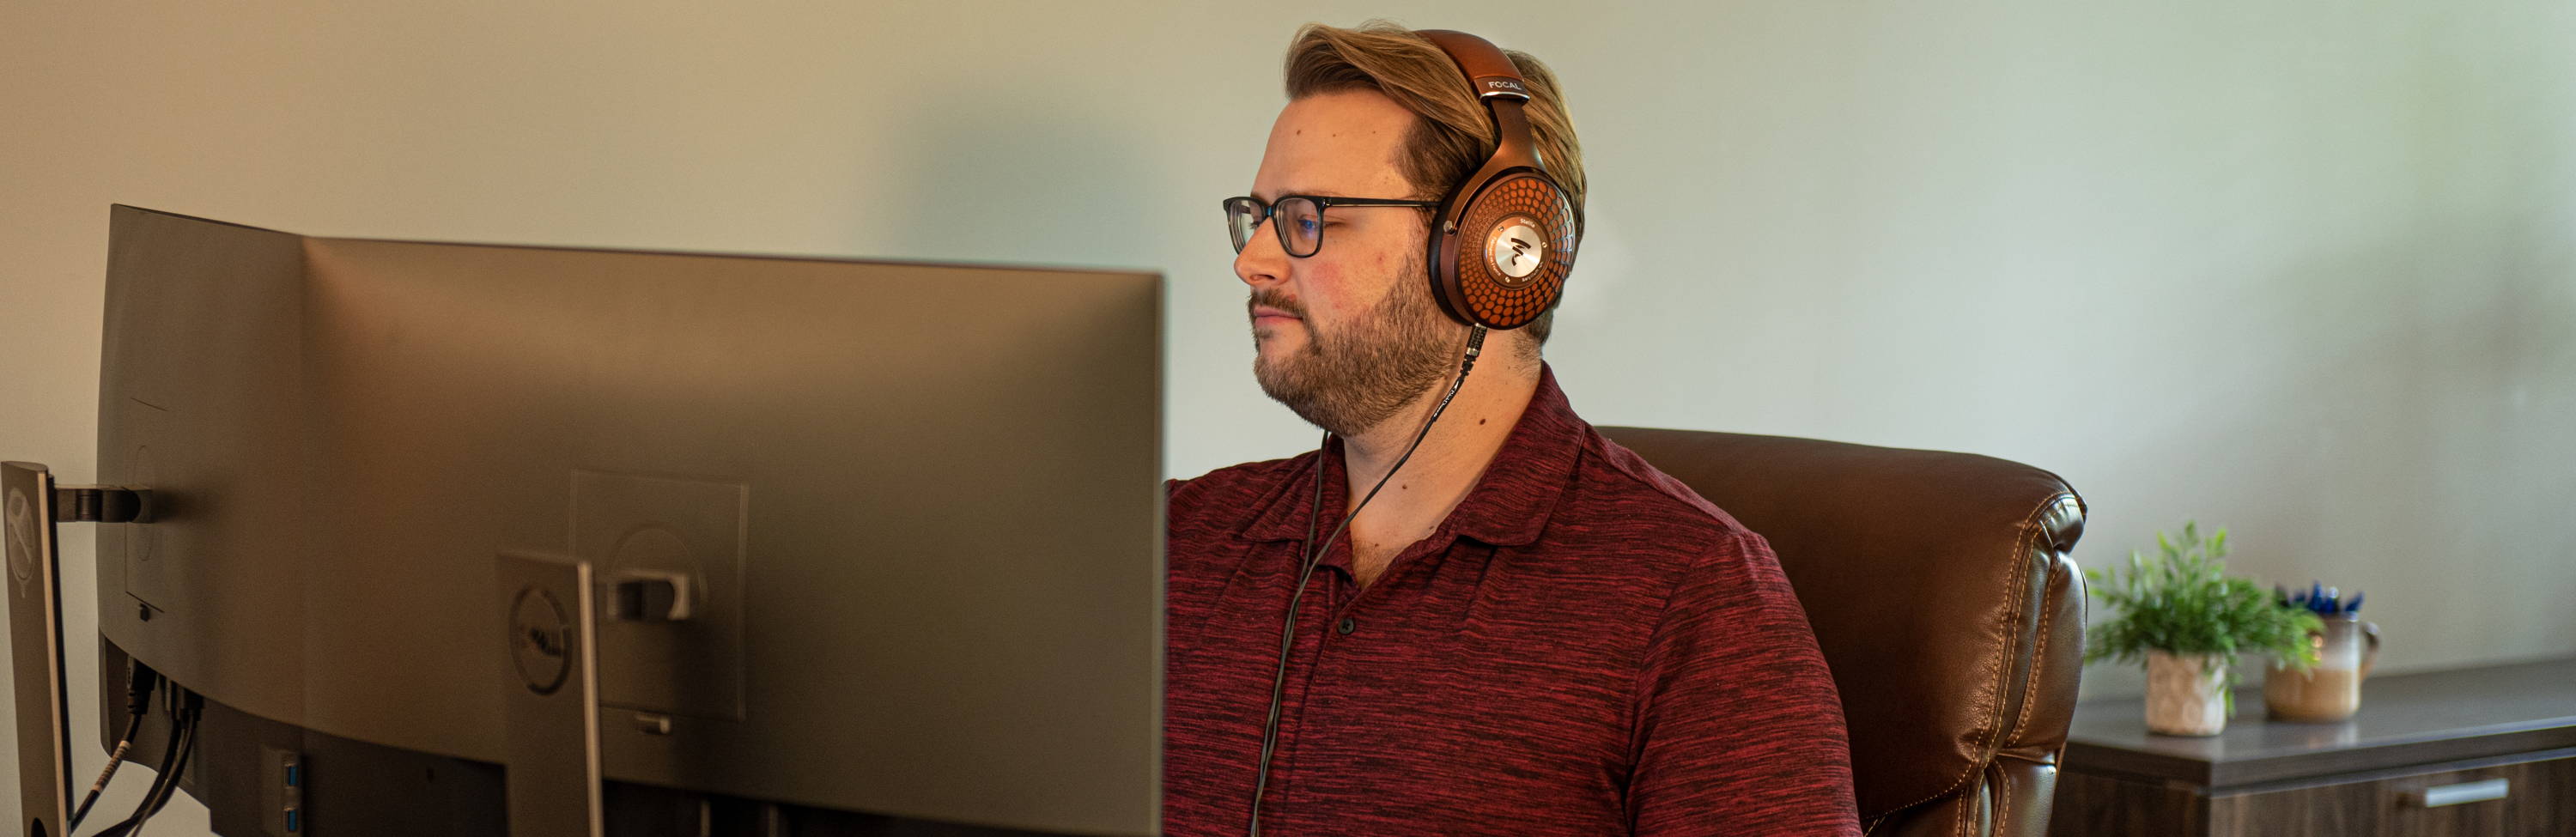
[1236,89,1459,437]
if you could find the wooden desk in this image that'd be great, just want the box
[2050,657,2576,836]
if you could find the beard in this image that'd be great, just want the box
[1249,255,1459,437]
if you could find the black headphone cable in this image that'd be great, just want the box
[1245,324,1486,836]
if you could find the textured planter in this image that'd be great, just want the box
[2145,650,2227,736]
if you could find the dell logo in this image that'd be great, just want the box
[6,488,33,594]
[508,586,574,694]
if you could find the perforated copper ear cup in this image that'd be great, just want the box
[1439,173,1577,330]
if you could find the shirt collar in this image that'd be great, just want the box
[1239,363,1585,549]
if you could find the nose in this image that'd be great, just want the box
[1234,216,1291,290]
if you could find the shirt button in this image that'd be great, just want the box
[1336,616,1358,635]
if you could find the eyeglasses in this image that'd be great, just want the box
[1223,195,1438,258]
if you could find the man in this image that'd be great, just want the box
[1165,22,1862,836]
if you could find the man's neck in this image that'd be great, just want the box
[1334,341,1542,581]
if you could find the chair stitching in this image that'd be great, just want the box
[1875,498,2050,816]
[1957,775,1971,835]
[2008,585,2053,743]
[1994,762,2010,836]
[2007,499,2074,744]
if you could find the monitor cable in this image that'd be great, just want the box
[1245,324,1486,837]
[67,661,161,833]
[85,688,198,837]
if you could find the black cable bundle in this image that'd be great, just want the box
[67,662,160,832]
[87,691,198,837]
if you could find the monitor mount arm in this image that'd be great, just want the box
[4,461,152,837]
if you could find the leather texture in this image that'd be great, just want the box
[1599,428,2087,837]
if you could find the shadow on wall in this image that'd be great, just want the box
[859,83,1163,271]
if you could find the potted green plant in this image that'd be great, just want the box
[2084,522,2321,736]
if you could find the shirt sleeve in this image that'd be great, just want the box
[1628,531,1862,836]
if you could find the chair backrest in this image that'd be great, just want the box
[1599,428,2086,837]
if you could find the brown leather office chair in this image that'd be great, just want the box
[1600,428,2087,837]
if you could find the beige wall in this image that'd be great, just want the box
[4,1,2571,829]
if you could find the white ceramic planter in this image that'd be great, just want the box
[2145,650,2227,736]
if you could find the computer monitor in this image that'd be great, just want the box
[81,205,1163,835]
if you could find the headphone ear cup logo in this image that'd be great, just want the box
[1487,217,1546,282]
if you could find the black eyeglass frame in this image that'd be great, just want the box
[1222,195,1440,258]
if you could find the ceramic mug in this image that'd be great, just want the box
[2264,614,2379,722]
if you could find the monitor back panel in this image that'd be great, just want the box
[94,205,1163,835]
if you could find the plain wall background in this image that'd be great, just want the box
[4,1,2571,831]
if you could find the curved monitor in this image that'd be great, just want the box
[88,205,1163,835]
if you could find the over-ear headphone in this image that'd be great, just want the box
[1418,29,1580,331]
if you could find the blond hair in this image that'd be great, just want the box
[1283,21,1585,346]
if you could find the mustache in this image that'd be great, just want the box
[1246,289,1306,318]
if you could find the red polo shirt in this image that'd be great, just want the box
[1164,367,1862,836]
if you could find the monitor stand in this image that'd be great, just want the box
[498,551,606,837]
[5,462,150,837]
